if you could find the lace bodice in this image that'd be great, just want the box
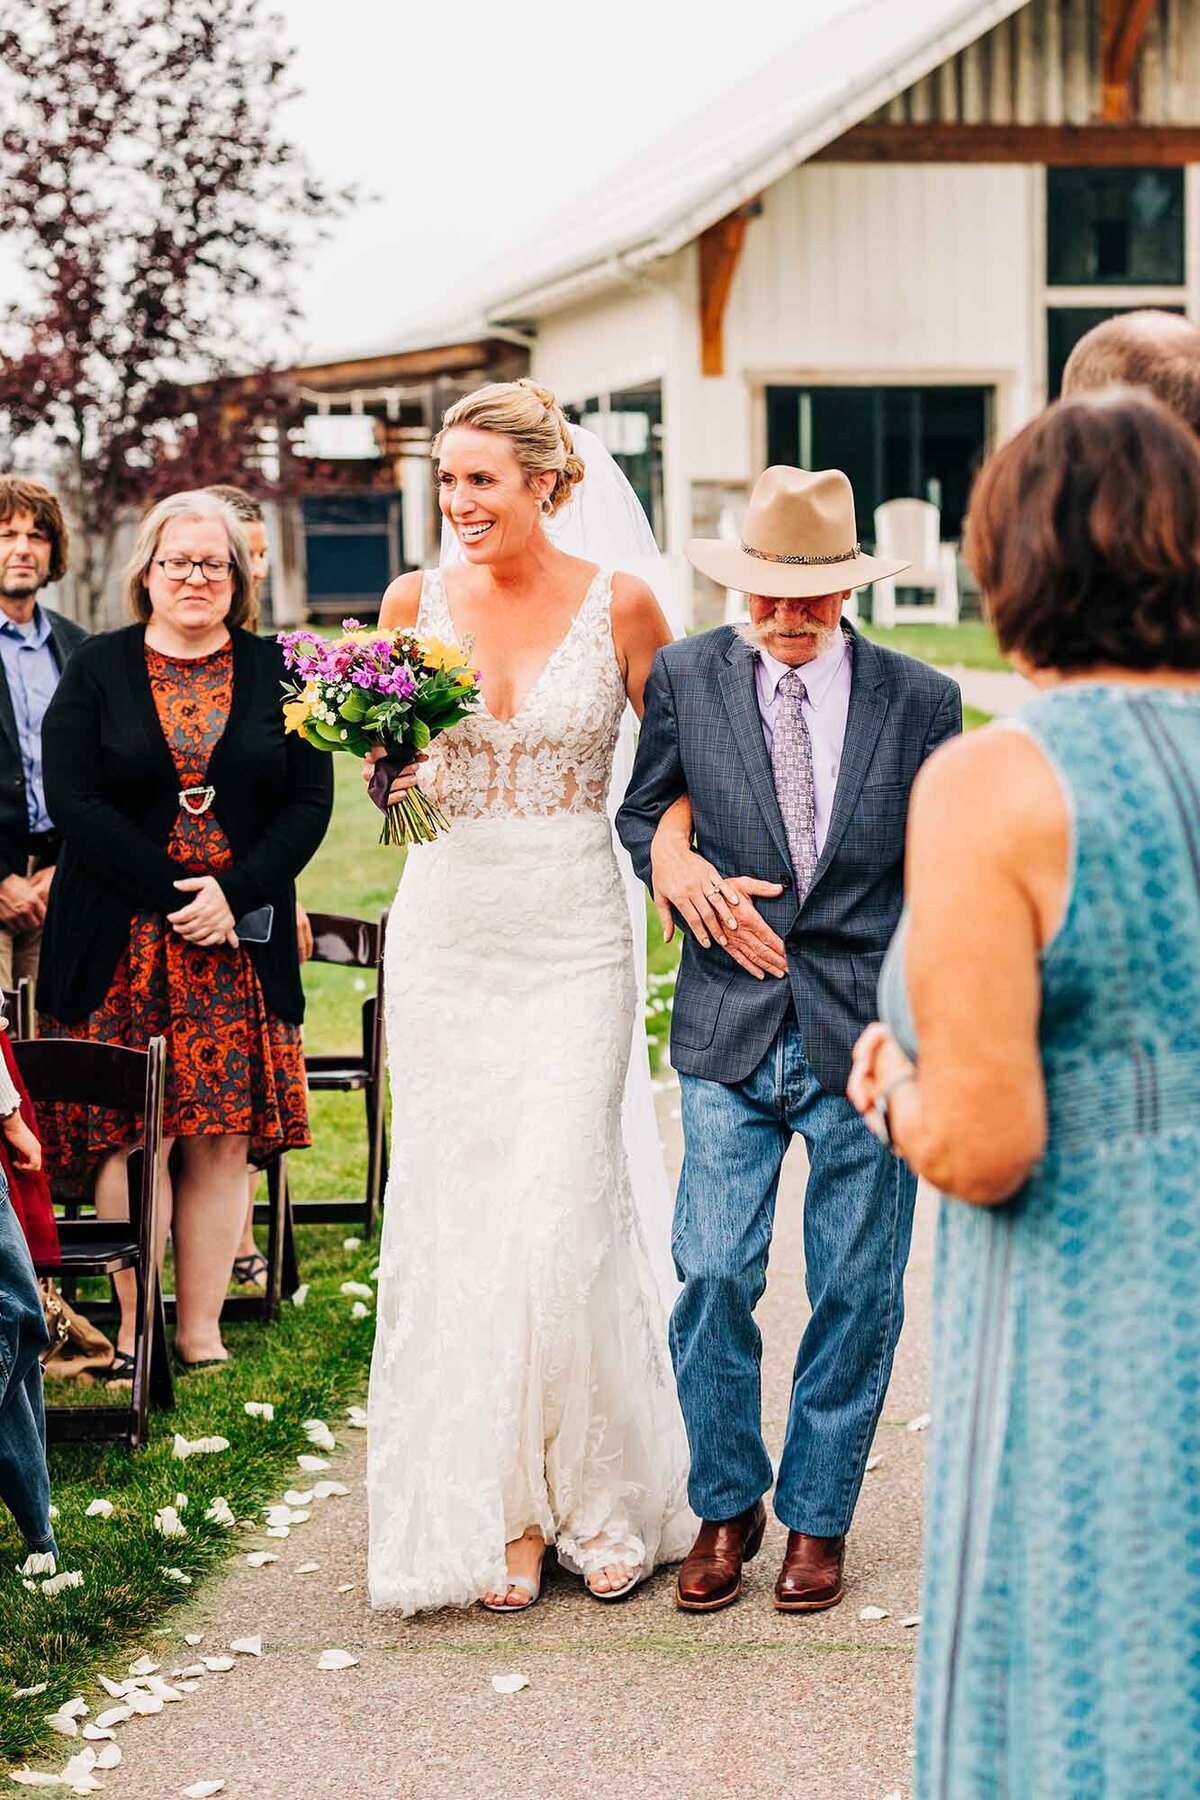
[417,566,627,819]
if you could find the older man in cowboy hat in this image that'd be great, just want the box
[618,466,961,1614]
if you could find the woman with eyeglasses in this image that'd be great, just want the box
[35,492,332,1378]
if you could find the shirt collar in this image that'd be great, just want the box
[756,627,849,710]
[0,604,51,648]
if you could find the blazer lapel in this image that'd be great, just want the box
[717,634,793,873]
[807,627,889,898]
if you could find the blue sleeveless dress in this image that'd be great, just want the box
[879,686,1200,1799]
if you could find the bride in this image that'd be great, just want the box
[365,377,695,1614]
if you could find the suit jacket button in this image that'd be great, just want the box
[778,874,792,889]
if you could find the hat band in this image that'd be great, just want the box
[741,541,861,566]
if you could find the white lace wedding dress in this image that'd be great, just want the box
[367,565,694,1615]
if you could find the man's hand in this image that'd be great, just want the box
[168,876,238,948]
[1,1108,41,1172]
[29,865,54,900]
[0,872,46,933]
[295,901,314,963]
[651,836,788,980]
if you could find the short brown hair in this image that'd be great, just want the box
[122,491,253,628]
[206,483,264,524]
[964,387,1200,673]
[0,475,69,583]
[1062,310,1200,437]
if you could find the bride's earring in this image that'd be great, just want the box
[540,496,552,515]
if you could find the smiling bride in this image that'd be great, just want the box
[365,379,694,1615]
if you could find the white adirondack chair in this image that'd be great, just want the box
[870,498,960,627]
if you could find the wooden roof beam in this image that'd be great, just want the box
[1102,0,1159,122]
[813,123,1200,165]
[698,200,761,378]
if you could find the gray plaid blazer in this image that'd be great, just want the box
[616,624,961,1092]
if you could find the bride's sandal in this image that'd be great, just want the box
[479,1537,547,1614]
[578,1532,646,1604]
[585,1563,644,1603]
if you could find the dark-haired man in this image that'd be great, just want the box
[1062,309,1200,434]
[0,476,87,988]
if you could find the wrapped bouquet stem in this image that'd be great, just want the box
[279,621,480,847]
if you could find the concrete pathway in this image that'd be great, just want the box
[934,664,1034,717]
[97,1094,936,1800]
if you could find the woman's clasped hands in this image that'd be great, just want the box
[168,874,238,947]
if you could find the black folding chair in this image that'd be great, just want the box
[2,977,35,1041]
[254,910,388,1275]
[21,1036,173,1450]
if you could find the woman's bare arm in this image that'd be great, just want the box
[377,569,423,632]
[852,727,1068,1204]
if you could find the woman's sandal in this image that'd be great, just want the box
[97,1350,136,1389]
[585,1565,645,1604]
[231,1252,269,1291]
[480,1548,547,1614]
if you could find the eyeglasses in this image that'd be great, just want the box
[154,556,233,582]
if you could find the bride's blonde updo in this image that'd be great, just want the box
[434,377,586,516]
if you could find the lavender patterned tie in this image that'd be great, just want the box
[771,668,818,896]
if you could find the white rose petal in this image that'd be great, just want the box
[859,1605,890,1622]
[144,1677,184,1703]
[84,1500,113,1520]
[96,1676,131,1698]
[315,1649,358,1671]
[900,1614,922,1629]
[154,1506,187,1539]
[346,1405,368,1429]
[906,1412,931,1433]
[56,1698,88,1720]
[163,1567,193,1584]
[296,1454,330,1473]
[13,1682,49,1698]
[350,1301,369,1320]
[201,1657,235,1674]
[243,1401,275,1421]
[127,1656,159,1678]
[93,1745,121,1770]
[244,1551,277,1568]
[290,1284,309,1308]
[176,1680,202,1693]
[336,1582,356,1594]
[338,1282,371,1299]
[93,1706,133,1730]
[265,1526,290,1539]
[282,1489,313,1507]
[491,1673,531,1695]
[230,1637,262,1657]
[342,1237,361,1251]
[204,1496,236,1528]
[182,1783,226,1798]
[126,1690,164,1716]
[79,1726,114,1742]
[184,1633,204,1645]
[42,1571,83,1596]
[295,1562,321,1574]
[44,1714,78,1737]
[18,1552,56,1578]
[172,1665,206,1681]
[60,1749,97,1783]
[312,1480,349,1500]
[865,1454,883,1472]
[369,1267,380,1282]
[8,1771,64,1788]
[303,1420,337,1451]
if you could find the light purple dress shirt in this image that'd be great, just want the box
[754,630,852,858]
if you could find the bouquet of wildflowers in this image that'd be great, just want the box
[278,620,480,846]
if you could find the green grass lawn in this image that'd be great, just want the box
[860,617,1009,672]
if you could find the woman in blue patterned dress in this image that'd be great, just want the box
[849,388,1200,1799]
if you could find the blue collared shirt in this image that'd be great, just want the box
[0,607,60,833]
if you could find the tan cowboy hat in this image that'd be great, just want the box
[686,466,911,599]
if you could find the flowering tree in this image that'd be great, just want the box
[0,0,353,619]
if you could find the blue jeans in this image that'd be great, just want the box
[0,1169,57,1555]
[672,1018,917,1536]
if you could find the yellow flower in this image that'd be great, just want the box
[421,634,467,674]
[283,682,318,735]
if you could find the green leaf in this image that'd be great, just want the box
[410,716,432,751]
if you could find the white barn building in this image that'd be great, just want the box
[383,0,1200,623]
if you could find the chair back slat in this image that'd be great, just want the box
[14,1039,153,1111]
[2,977,34,1042]
[306,911,380,969]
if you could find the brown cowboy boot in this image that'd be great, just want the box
[675,1500,767,1613]
[773,1531,845,1612]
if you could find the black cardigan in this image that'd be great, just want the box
[37,624,334,1026]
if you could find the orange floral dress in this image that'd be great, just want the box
[39,642,310,1175]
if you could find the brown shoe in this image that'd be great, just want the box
[773,1531,845,1612]
[675,1500,767,1613]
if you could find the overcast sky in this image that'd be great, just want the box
[280,0,855,363]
